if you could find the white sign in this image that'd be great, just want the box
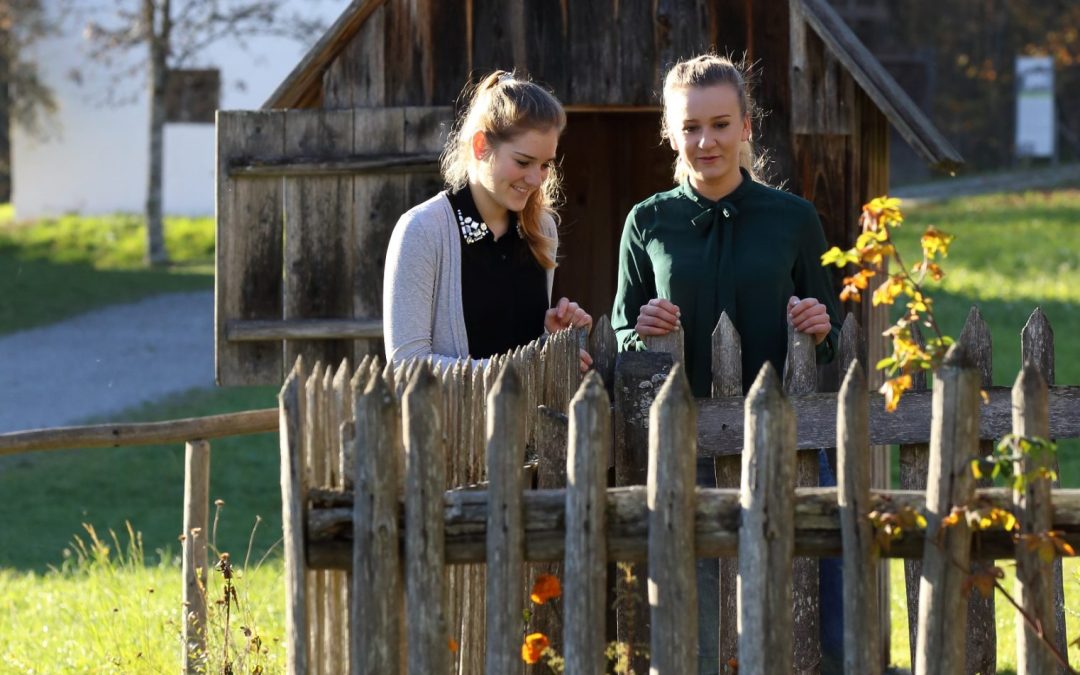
[1015,56,1055,158]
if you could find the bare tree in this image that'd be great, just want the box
[0,0,58,204]
[78,0,325,266]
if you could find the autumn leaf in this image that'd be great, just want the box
[448,638,459,653]
[821,246,860,268]
[530,574,562,605]
[521,633,550,664]
[921,226,954,258]
[963,566,1004,598]
[880,375,912,412]
[872,275,906,307]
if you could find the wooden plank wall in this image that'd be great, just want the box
[216,111,286,385]
[215,107,452,385]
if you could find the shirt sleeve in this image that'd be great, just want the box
[793,206,843,364]
[611,208,653,352]
[383,210,486,371]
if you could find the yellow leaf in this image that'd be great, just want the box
[879,375,912,412]
[921,226,954,258]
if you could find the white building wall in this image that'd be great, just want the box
[11,1,343,219]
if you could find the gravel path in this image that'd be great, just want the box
[0,291,214,433]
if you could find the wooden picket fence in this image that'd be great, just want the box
[280,306,1080,674]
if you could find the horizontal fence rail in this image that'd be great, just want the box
[0,409,278,456]
[303,486,1080,567]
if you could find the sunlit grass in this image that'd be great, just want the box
[0,523,285,673]
[891,190,1080,485]
[888,558,1080,673]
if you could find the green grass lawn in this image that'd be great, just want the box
[0,385,280,572]
[0,527,286,673]
[0,209,214,335]
[891,190,1080,486]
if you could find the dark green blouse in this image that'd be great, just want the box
[611,169,842,396]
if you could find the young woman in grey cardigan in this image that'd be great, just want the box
[383,71,592,371]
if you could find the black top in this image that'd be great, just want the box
[449,187,548,359]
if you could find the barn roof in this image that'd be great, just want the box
[264,0,963,170]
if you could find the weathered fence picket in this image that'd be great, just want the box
[1022,307,1068,668]
[351,370,403,675]
[837,361,881,675]
[738,364,796,675]
[485,363,526,675]
[915,345,982,675]
[181,440,210,675]
[279,361,308,675]
[1012,365,1059,674]
[711,311,742,667]
[647,365,698,673]
[403,364,449,674]
[959,307,997,675]
[564,371,610,673]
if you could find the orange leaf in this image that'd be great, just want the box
[530,574,562,605]
[521,633,550,664]
[448,638,459,653]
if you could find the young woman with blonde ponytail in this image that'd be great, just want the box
[612,54,841,396]
[384,71,592,371]
[611,54,846,674]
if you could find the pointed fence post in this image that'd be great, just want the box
[738,363,796,675]
[564,372,611,674]
[914,344,982,675]
[1012,365,1060,674]
[958,307,996,675]
[837,361,881,675]
[647,364,698,674]
[711,311,742,666]
[305,363,328,674]
[182,439,210,675]
[403,363,449,675]
[351,370,404,675]
[279,359,308,675]
[644,325,685,365]
[783,323,819,674]
[612,351,672,674]
[900,322,931,664]
[838,313,890,666]
[589,314,618,391]
[1022,307,1067,670]
[486,362,527,675]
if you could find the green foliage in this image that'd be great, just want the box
[0,211,214,334]
[0,212,214,269]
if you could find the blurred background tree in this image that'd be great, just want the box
[0,0,58,203]
[831,0,1080,182]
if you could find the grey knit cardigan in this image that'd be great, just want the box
[383,191,557,369]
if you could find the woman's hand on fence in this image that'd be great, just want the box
[635,298,681,337]
[545,297,592,335]
[578,348,593,374]
[788,296,831,345]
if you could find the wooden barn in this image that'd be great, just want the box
[214,0,962,387]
